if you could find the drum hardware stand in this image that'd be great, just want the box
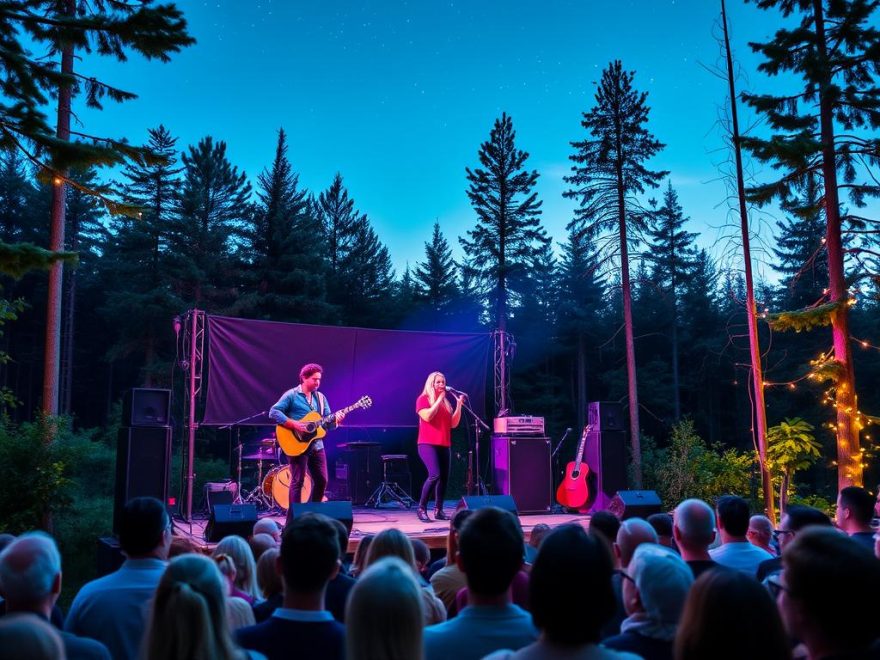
[241,455,274,510]
[365,458,416,509]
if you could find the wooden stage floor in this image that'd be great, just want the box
[172,502,592,554]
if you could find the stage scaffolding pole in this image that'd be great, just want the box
[182,309,206,522]
[493,329,513,414]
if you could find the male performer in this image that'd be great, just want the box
[270,363,344,524]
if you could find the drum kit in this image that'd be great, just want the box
[235,435,314,511]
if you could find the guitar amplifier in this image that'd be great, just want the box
[493,416,545,436]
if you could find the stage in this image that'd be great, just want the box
[171,502,592,554]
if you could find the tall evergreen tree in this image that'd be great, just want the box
[645,182,698,420]
[167,137,252,310]
[564,60,667,485]
[237,129,330,322]
[742,0,880,488]
[414,221,458,312]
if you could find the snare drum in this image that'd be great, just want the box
[262,465,313,510]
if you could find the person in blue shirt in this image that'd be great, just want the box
[269,363,345,526]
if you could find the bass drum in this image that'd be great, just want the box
[262,466,312,510]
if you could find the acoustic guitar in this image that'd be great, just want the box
[276,395,372,457]
[556,424,593,509]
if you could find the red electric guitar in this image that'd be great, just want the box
[556,425,593,509]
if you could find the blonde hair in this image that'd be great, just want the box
[365,528,417,571]
[256,547,282,599]
[144,554,243,660]
[346,557,425,660]
[421,371,452,413]
[213,535,259,600]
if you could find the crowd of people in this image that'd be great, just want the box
[1,488,879,660]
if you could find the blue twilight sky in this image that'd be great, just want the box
[74,1,876,279]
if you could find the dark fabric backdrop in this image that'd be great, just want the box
[201,315,491,428]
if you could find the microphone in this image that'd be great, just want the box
[444,385,467,396]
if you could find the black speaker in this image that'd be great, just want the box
[609,490,662,520]
[588,401,625,432]
[204,482,237,514]
[338,443,381,505]
[457,494,518,515]
[122,388,171,427]
[491,435,551,514]
[290,501,354,535]
[114,427,172,532]
[584,428,627,511]
[205,504,258,542]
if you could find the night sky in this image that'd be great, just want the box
[75,1,877,277]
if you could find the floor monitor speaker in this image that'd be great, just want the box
[609,490,662,520]
[456,494,518,516]
[205,504,258,543]
[289,501,354,535]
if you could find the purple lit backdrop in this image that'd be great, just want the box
[202,315,491,428]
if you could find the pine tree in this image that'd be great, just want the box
[414,221,458,313]
[166,137,251,310]
[460,113,546,331]
[742,0,880,488]
[645,182,698,420]
[564,60,667,485]
[237,129,331,322]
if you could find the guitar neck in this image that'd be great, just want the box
[572,425,591,470]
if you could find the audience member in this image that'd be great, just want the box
[746,515,776,556]
[324,518,356,623]
[248,534,276,562]
[836,486,876,551]
[365,528,445,625]
[411,539,431,580]
[346,557,424,660]
[213,536,259,603]
[252,548,282,623]
[0,533,16,553]
[168,536,204,558]
[143,554,251,660]
[647,513,677,551]
[428,509,473,610]
[603,544,693,660]
[0,613,65,660]
[755,504,832,581]
[672,499,718,579]
[675,567,790,660]
[65,496,170,660]
[527,523,551,551]
[349,534,374,578]
[603,518,659,639]
[486,525,640,660]
[0,532,110,659]
[709,495,771,575]
[252,518,282,545]
[774,527,880,659]
[235,513,345,660]
[213,554,256,630]
[589,511,622,566]
[423,507,537,660]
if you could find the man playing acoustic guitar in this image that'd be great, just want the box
[269,363,345,525]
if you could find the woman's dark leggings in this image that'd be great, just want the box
[418,444,451,511]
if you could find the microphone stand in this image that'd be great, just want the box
[453,393,490,496]
[550,428,573,510]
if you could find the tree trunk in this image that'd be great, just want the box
[812,0,861,488]
[42,21,74,418]
[779,469,790,513]
[577,332,587,431]
[671,306,681,421]
[721,0,776,523]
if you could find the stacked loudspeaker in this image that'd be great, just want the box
[114,388,172,532]
[585,401,628,511]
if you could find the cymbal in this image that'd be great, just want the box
[242,446,278,460]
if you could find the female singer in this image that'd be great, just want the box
[416,371,464,522]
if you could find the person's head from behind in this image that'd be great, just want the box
[350,534,374,578]
[248,533,276,562]
[119,496,171,559]
[0,613,64,660]
[0,533,61,615]
[746,515,774,551]
[673,498,716,553]
[778,527,880,655]
[445,508,473,566]
[365,528,417,572]
[145,554,240,660]
[715,495,750,540]
[253,518,282,544]
[623,543,693,626]
[647,513,676,550]
[614,517,658,568]
[345,557,424,660]
[256,548,282,599]
[328,517,351,564]
[279,513,340,595]
[675,568,790,660]
[589,511,622,560]
[457,506,523,597]
[411,539,430,575]
[530,525,615,646]
[836,486,875,533]
[775,504,832,554]
[213,535,258,599]
[528,523,551,549]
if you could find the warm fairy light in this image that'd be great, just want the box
[53,177,62,185]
